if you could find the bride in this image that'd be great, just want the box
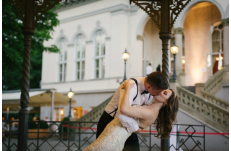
[84,79,179,151]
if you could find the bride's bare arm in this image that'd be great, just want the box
[119,80,153,119]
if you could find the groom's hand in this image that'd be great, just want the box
[134,128,142,134]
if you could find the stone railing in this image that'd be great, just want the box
[177,86,229,133]
[77,96,112,128]
[204,66,228,93]
[201,90,229,111]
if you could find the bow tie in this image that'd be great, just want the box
[141,90,149,95]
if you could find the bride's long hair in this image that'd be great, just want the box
[155,89,179,139]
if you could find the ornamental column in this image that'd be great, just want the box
[221,18,229,66]
[9,0,65,150]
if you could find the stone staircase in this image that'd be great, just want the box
[77,95,112,131]
[178,66,229,133]
[177,86,228,133]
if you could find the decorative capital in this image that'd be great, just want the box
[174,27,184,35]
[159,32,172,40]
[77,25,81,31]
[221,18,229,27]
[136,35,143,41]
[96,20,101,27]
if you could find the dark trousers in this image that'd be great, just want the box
[96,111,140,151]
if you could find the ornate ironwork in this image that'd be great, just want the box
[130,0,192,30]
[2,120,205,151]
[131,1,161,29]
[169,0,192,29]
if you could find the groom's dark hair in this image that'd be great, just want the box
[146,71,169,90]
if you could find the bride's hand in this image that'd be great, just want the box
[121,79,135,90]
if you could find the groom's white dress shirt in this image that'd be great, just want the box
[105,77,152,133]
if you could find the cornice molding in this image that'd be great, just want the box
[57,0,100,12]
[41,76,123,85]
[174,27,184,34]
[136,35,143,41]
[60,4,138,24]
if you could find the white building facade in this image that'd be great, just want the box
[41,0,229,120]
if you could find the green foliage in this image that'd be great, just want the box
[28,121,38,129]
[28,120,49,129]
[2,0,60,90]
[58,117,74,133]
[39,120,49,129]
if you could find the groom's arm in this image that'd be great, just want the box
[118,82,140,133]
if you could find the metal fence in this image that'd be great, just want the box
[2,120,205,151]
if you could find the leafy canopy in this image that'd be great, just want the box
[2,0,60,90]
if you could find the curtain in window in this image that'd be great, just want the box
[94,30,106,78]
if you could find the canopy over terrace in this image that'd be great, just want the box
[2,89,76,111]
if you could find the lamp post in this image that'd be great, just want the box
[122,49,130,82]
[67,88,74,118]
[171,42,179,80]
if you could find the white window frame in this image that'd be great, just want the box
[210,23,223,74]
[58,38,67,82]
[94,30,106,79]
[75,34,86,80]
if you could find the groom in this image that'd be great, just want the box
[96,71,169,151]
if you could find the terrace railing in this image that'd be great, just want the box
[2,120,205,151]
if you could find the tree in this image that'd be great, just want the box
[2,0,60,90]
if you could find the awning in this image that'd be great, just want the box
[2,89,76,109]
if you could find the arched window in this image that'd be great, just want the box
[58,38,67,82]
[211,23,223,74]
[94,30,106,78]
[75,34,86,80]
[182,33,185,73]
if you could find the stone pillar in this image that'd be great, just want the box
[221,18,229,66]
[195,83,205,97]
[169,79,180,93]
[174,27,183,75]
[136,35,144,76]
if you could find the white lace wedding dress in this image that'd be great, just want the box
[84,117,134,151]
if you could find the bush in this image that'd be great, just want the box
[58,117,74,134]
[28,121,38,129]
[28,120,48,129]
[39,120,49,129]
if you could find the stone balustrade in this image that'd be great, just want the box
[201,90,229,111]
[177,86,229,133]
[204,66,229,93]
